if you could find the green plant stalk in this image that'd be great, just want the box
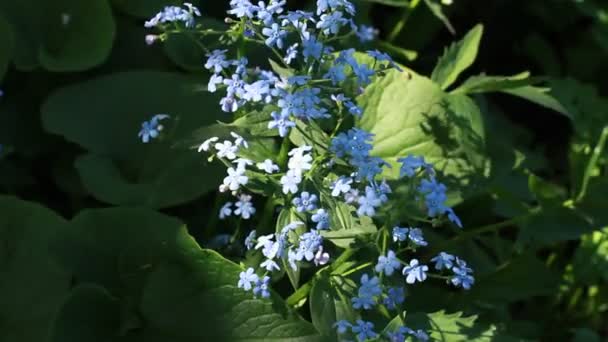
[575,125,608,203]
[386,0,421,43]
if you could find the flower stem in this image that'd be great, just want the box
[575,125,608,203]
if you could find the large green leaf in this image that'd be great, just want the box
[38,0,115,71]
[0,196,70,342]
[0,0,115,71]
[450,72,534,95]
[406,310,496,342]
[41,71,225,208]
[431,24,483,90]
[357,69,488,203]
[141,250,321,341]
[0,14,13,80]
[51,207,189,294]
[50,285,121,342]
[500,85,571,119]
[518,206,594,247]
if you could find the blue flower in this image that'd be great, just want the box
[424,191,448,217]
[287,75,311,86]
[351,62,375,86]
[352,320,377,341]
[262,23,287,49]
[244,230,256,250]
[383,287,405,310]
[228,0,257,18]
[253,275,271,298]
[284,43,299,64]
[257,0,286,25]
[233,57,249,75]
[330,176,352,197]
[334,320,352,334]
[402,259,428,284]
[302,36,323,61]
[238,267,259,291]
[431,252,455,270]
[355,24,378,42]
[256,159,280,173]
[261,258,280,271]
[234,194,256,219]
[352,295,375,310]
[268,111,296,137]
[392,226,409,242]
[317,11,348,35]
[357,186,382,217]
[446,208,463,228]
[358,273,382,297]
[311,208,330,230]
[367,49,402,71]
[220,95,239,112]
[243,80,270,102]
[138,114,169,143]
[219,202,232,219]
[295,229,323,261]
[451,268,475,290]
[144,4,200,28]
[397,155,426,177]
[323,65,346,85]
[208,74,223,92]
[375,250,401,276]
[408,228,427,247]
[205,49,231,74]
[292,192,318,212]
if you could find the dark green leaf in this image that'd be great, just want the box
[451,72,534,95]
[38,0,115,71]
[41,71,225,208]
[406,310,496,341]
[423,0,456,34]
[0,196,70,342]
[50,285,121,342]
[500,85,571,118]
[141,250,321,341]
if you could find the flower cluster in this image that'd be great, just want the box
[144,2,200,29]
[137,114,169,143]
[144,1,474,340]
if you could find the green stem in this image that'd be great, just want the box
[575,125,608,203]
[341,262,373,277]
[386,0,421,43]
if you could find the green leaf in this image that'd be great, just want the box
[50,285,121,342]
[276,208,303,289]
[269,58,294,78]
[0,14,13,80]
[467,254,560,303]
[518,206,594,247]
[431,24,483,90]
[111,0,181,18]
[406,310,496,341]
[0,0,45,70]
[320,224,377,248]
[41,71,225,208]
[140,250,321,341]
[51,207,189,294]
[528,173,567,207]
[232,110,278,137]
[357,69,489,204]
[0,196,70,342]
[451,72,534,95]
[38,0,115,71]
[499,85,571,118]
[309,274,338,340]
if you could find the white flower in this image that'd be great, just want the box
[287,145,313,176]
[280,170,302,194]
[233,158,253,171]
[257,159,280,173]
[314,246,330,266]
[231,131,249,148]
[219,202,233,219]
[235,194,256,219]
[198,137,219,152]
[215,140,238,160]
[331,176,352,197]
[223,167,248,191]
